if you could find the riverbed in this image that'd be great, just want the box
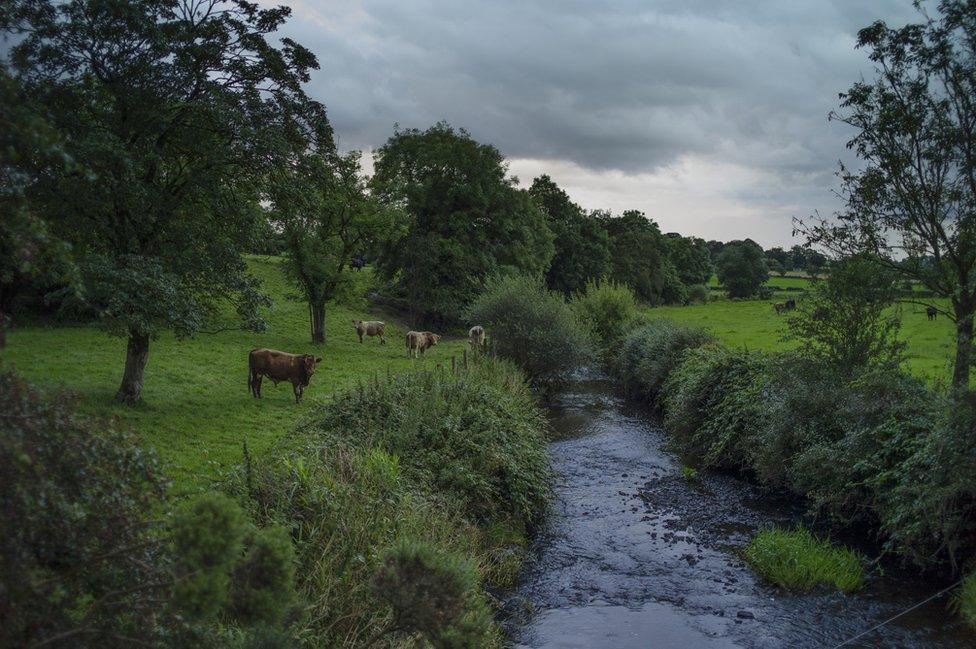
[504,373,971,648]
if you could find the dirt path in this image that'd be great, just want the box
[504,374,970,648]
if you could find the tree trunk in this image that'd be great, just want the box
[953,299,974,389]
[116,331,150,405]
[310,302,326,344]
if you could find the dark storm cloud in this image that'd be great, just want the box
[276,0,917,173]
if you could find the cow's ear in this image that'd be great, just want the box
[315,357,323,364]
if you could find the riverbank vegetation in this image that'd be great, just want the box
[743,527,864,593]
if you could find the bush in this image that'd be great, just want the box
[684,284,709,304]
[716,240,768,298]
[571,278,639,360]
[373,540,494,648]
[662,346,773,470]
[743,527,864,592]
[953,573,976,629]
[614,319,715,400]
[467,275,591,387]
[234,358,548,646]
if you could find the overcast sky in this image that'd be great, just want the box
[263,0,920,247]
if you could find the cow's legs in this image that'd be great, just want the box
[380,334,386,345]
[358,331,363,343]
[254,374,262,398]
[293,382,302,403]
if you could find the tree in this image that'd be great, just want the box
[716,239,768,298]
[600,210,683,304]
[0,66,78,330]
[665,234,713,286]
[529,175,610,295]
[6,0,326,403]
[787,254,904,373]
[765,246,792,276]
[801,0,976,387]
[371,123,554,323]
[271,146,400,343]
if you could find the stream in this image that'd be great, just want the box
[504,372,971,648]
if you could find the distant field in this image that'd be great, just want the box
[648,284,956,383]
[0,256,468,491]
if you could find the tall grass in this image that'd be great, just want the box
[952,573,976,629]
[743,527,864,593]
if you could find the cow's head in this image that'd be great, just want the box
[428,333,441,346]
[302,355,323,381]
[351,319,361,327]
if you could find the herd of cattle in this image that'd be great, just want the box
[247,321,488,403]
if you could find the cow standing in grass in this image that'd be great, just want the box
[926,306,938,321]
[353,319,386,344]
[469,325,486,350]
[248,349,322,403]
[406,331,441,358]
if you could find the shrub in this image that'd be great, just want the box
[571,278,639,359]
[953,573,976,629]
[684,284,709,304]
[0,372,171,647]
[614,319,715,400]
[743,527,864,592]
[716,240,768,298]
[662,346,773,470]
[467,275,591,387]
[373,540,494,648]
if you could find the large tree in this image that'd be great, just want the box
[370,123,554,323]
[716,239,768,298]
[271,148,400,343]
[803,0,976,387]
[6,0,326,403]
[529,175,610,295]
[665,234,713,286]
[599,210,682,304]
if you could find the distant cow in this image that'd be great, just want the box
[784,298,796,311]
[406,331,441,358]
[350,257,366,271]
[926,305,938,321]
[773,303,787,315]
[248,348,323,403]
[469,325,486,350]
[353,319,386,344]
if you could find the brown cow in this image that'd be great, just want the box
[773,303,786,315]
[406,331,441,358]
[353,319,386,344]
[248,348,323,403]
[468,325,486,350]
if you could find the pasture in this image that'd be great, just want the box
[0,256,468,491]
[653,275,956,382]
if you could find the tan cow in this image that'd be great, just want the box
[248,348,323,403]
[468,325,485,350]
[406,331,441,358]
[353,319,386,344]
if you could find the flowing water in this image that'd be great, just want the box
[504,373,971,648]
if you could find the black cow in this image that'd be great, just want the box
[926,305,938,321]
[350,257,366,271]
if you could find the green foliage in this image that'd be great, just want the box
[371,122,554,323]
[787,254,904,373]
[530,175,611,295]
[665,235,713,286]
[373,540,494,648]
[467,275,591,387]
[0,373,170,646]
[614,319,715,400]
[572,279,639,359]
[233,359,543,646]
[716,239,769,298]
[599,210,684,304]
[271,147,401,343]
[953,573,976,630]
[230,526,297,626]
[743,527,864,592]
[662,346,772,470]
[7,0,327,401]
[684,284,710,304]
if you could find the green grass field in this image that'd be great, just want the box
[652,275,956,383]
[0,256,468,491]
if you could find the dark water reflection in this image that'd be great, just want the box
[504,373,970,648]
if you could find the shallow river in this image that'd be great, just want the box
[504,373,971,648]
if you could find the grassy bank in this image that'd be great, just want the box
[0,256,468,490]
[743,527,864,592]
[645,294,954,382]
